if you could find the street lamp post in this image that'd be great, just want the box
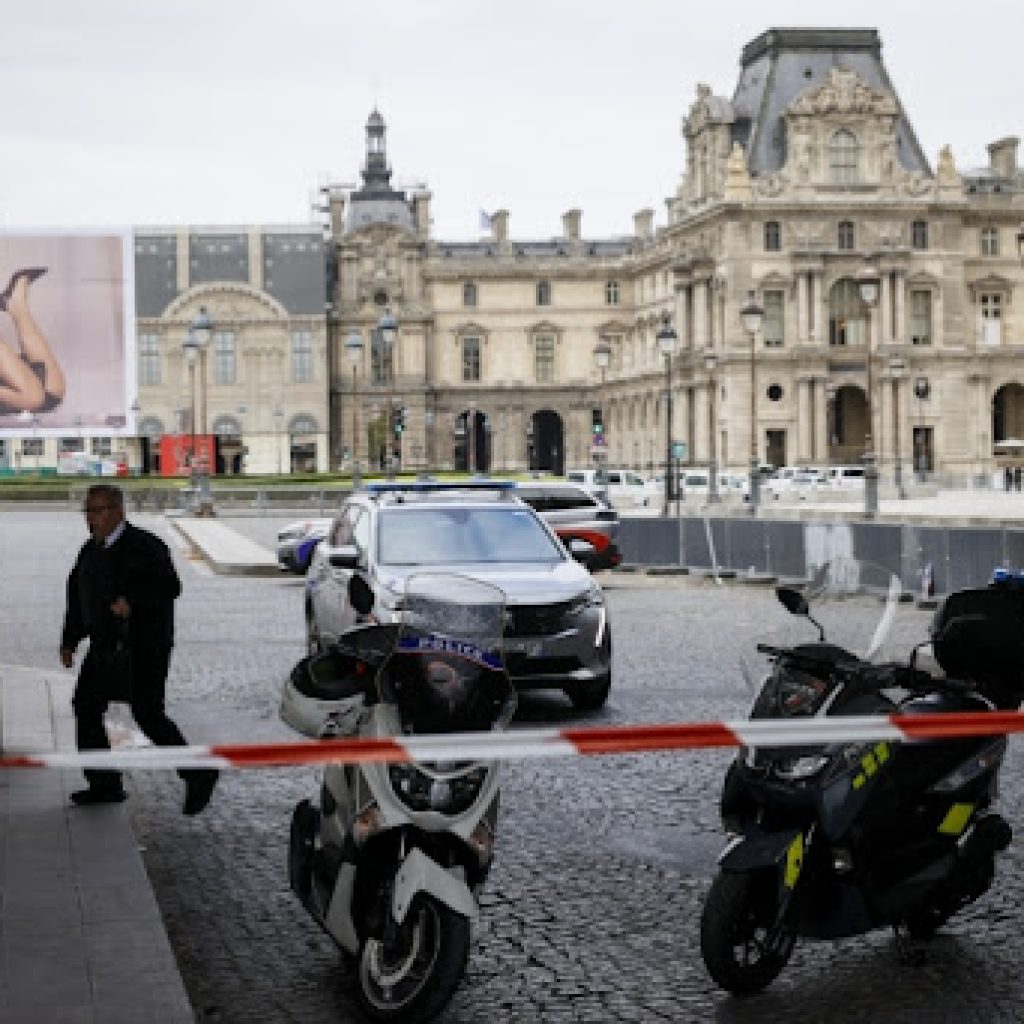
[593,337,612,503]
[656,316,678,517]
[914,376,930,481]
[740,290,765,512]
[345,328,364,491]
[855,266,881,518]
[889,355,906,499]
[182,306,214,515]
[705,349,719,503]
[272,407,284,475]
[378,310,398,479]
[825,381,837,469]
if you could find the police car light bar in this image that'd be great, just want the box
[365,480,517,496]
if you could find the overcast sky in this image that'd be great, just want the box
[2,0,1022,242]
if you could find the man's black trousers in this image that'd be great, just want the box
[72,645,199,792]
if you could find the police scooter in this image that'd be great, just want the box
[281,572,515,1023]
[700,559,1022,996]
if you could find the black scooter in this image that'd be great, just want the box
[700,563,1024,996]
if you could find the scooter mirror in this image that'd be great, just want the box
[777,587,809,617]
[348,574,375,616]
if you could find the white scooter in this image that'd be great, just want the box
[281,572,515,1023]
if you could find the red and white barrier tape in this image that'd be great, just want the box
[2,710,1023,771]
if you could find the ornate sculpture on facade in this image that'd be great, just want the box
[723,142,753,200]
[788,67,899,119]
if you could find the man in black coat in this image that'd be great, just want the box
[60,483,218,814]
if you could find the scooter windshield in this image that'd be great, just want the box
[379,573,516,735]
[744,557,909,718]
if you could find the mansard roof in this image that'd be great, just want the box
[731,27,930,178]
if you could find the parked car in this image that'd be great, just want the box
[824,464,866,489]
[566,467,649,509]
[305,481,612,709]
[277,517,332,574]
[763,466,825,500]
[515,481,622,571]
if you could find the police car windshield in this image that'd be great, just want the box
[378,506,563,565]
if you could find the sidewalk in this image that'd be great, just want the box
[0,665,193,1024]
[168,515,280,576]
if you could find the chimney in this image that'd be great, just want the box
[561,208,581,240]
[490,209,509,243]
[988,137,1019,178]
[633,208,654,240]
[328,193,345,239]
[411,191,431,239]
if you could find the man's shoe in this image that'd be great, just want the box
[70,787,127,806]
[183,770,219,816]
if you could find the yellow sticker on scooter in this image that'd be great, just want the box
[938,803,974,836]
[784,834,804,889]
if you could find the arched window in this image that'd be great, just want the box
[828,279,869,347]
[211,415,241,437]
[829,130,859,184]
[139,417,164,438]
[288,414,318,435]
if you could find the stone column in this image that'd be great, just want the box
[879,273,891,346]
[675,284,689,351]
[895,273,906,345]
[693,281,709,351]
[694,384,709,463]
[797,273,809,344]
[797,379,812,463]
[809,272,822,343]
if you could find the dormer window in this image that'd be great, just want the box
[829,129,859,185]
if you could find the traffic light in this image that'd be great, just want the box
[393,407,406,436]
[591,408,605,445]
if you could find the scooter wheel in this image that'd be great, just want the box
[356,895,470,1023]
[700,870,795,996]
[288,800,319,902]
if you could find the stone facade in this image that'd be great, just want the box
[16,26,1021,484]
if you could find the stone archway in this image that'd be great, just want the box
[993,383,1024,487]
[829,385,868,463]
[454,410,489,472]
[528,409,564,475]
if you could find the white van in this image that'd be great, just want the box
[566,468,649,508]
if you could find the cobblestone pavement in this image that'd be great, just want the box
[5,507,1024,1023]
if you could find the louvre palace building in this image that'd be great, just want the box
[103,28,1024,481]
